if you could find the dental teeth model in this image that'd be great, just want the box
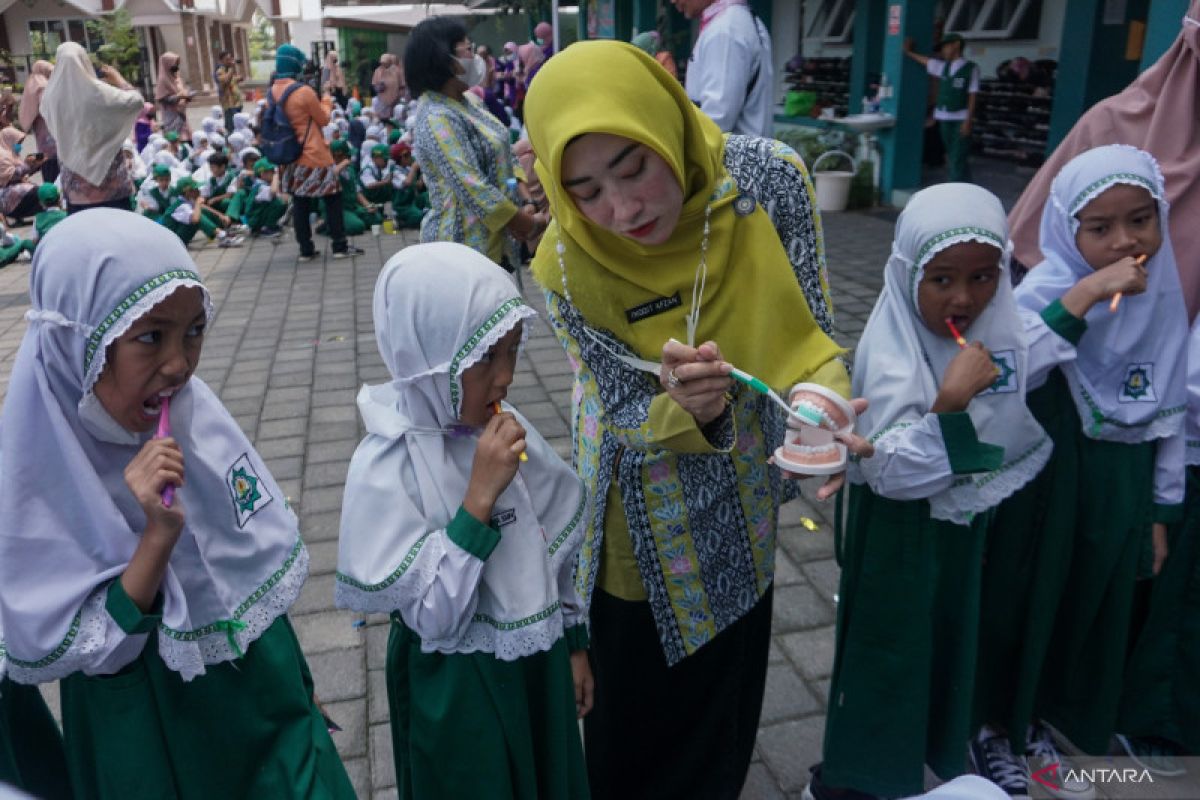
[773,383,857,476]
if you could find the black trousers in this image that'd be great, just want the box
[7,189,42,220]
[584,585,773,800]
[223,106,241,137]
[39,157,60,185]
[293,191,346,256]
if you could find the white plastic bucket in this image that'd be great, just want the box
[812,150,856,213]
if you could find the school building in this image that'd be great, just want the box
[0,0,262,97]
[571,0,1189,205]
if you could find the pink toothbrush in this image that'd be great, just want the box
[156,394,175,507]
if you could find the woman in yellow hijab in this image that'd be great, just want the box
[525,40,868,798]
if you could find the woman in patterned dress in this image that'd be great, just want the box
[405,16,545,270]
[523,41,872,799]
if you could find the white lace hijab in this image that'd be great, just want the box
[1016,145,1187,442]
[850,183,1051,524]
[0,210,304,684]
[336,242,587,660]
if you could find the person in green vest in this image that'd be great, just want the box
[247,159,288,237]
[33,182,68,246]
[162,177,244,248]
[200,151,237,215]
[226,146,262,225]
[904,33,979,182]
[324,139,381,237]
[138,163,175,220]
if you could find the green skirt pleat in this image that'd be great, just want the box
[976,370,1153,754]
[1118,466,1200,753]
[386,614,589,800]
[60,616,354,800]
[975,373,1080,750]
[0,677,73,799]
[823,486,988,797]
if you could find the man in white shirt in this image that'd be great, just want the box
[904,33,980,182]
[674,0,774,137]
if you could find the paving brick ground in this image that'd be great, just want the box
[3,204,1193,798]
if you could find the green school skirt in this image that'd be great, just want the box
[60,615,354,799]
[386,615,589,800]
[976,370,1154,754]
[0,677,72,799]
[1118,466,1200,753]
[822,486,989,797]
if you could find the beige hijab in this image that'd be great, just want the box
[42,42,143,185]
[372,54,403,106]
[0,127,27,185]
[324,50,346,90]
[155,52,187,101]
[1009,1,1200,319]
[18,60,51,131]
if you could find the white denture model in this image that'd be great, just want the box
[774,383,857,476]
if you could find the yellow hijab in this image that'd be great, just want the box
[527,41,841,390]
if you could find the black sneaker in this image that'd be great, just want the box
[970,730,1030,799]
[801,764,881,800]
[332,245,365,260]
[297,250,320,263]
[257,225,283,238]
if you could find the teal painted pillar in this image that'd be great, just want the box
[615,1,634,40]
[1141,0,1189,70]
[849,0,886,114]
[1048,0,1149,152]
[876,0,934,204]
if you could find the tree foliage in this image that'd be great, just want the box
[86,9,142,85]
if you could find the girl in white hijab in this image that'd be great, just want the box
[817,183,1137,799]
[336,242,590,798]
[975,145,1187,790]
[0,210,354,797]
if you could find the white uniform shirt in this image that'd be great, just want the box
[926,58,981,121]
[684,4,773,137]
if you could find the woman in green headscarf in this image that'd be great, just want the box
[524,40,869,799]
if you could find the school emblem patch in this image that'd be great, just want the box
[227,454,273,528]
[1119,363,1156,403]
[979,349,1018,396]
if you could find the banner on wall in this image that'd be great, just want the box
[587,0,616,39]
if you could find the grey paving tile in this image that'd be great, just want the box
[740,762,786,800]
[342,757,371,799]
[370,723,396,789]
[771,583,835,634]
[799,559,840,605]
[759,663,822,725]
[755,716,826,793]
[307,539,339,577]
[778,627,836,681]
[307,643,366,702]
[292,610,363,654]
[368,669,388,725]
[302,510,342,543]
[366,622,390,670]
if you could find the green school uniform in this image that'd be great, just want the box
[392,182,426,229]
[326,163,380,237]
[360,162,395,207]
[0,236,33,267]
[143,186,173,221]
[1117,466,1200,753]
[161,198,218,245]
[0,677,73,799]
[387,615,589,800]
[204,173,236,214]
[60,582,354,799]
[246,180,287,232]
[976,367,1156,754]
[822,415,999,798]
[937,60,977,182]
[226,173,255,223]
[35,208,68,243]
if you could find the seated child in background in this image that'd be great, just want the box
[138,163,174,219]
[247,159,288,237]
[162,177,244,249]
[226,147,262,225]
[389,142,427,229]
[359,144,397,209]
[0,222,33,267]
[325,139,381,237]
[199,152,237,216]
[32,183,67,246]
